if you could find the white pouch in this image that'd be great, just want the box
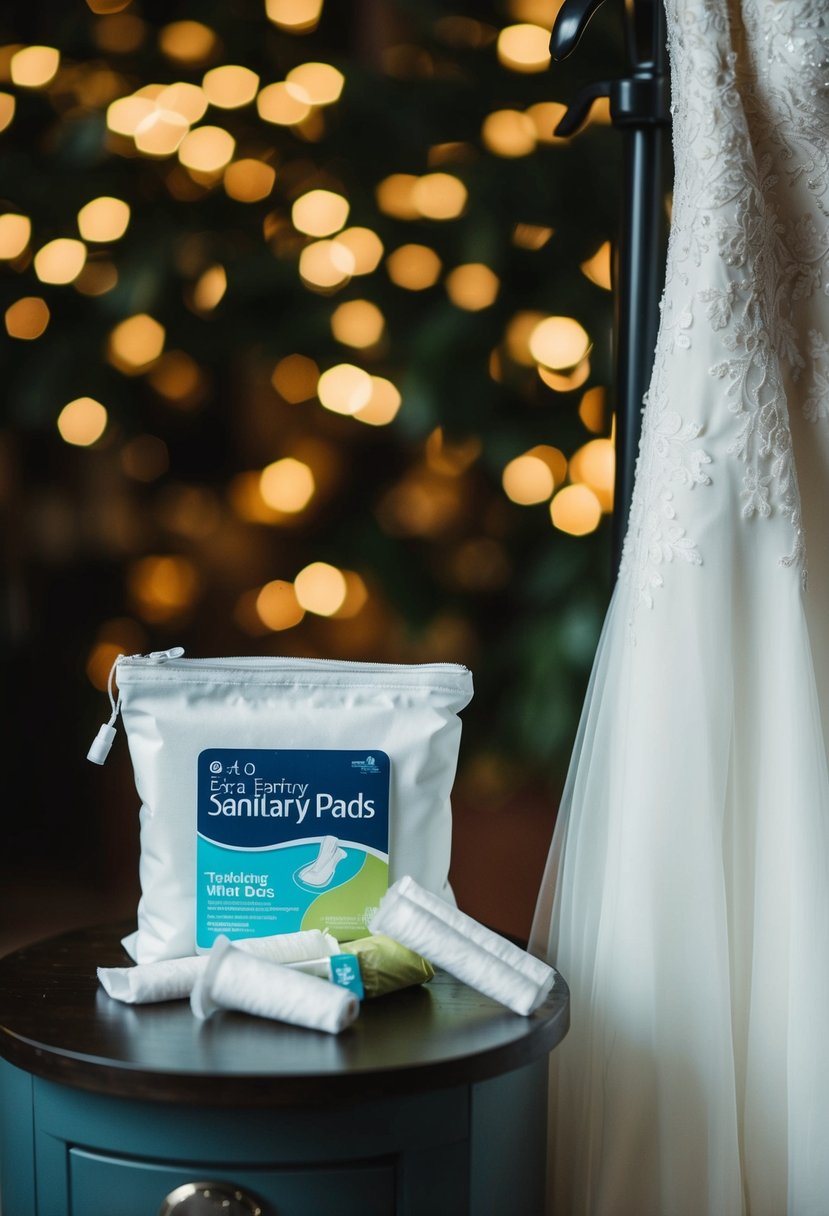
[88,650,472,963]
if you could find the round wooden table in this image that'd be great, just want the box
[0,923,569,1216]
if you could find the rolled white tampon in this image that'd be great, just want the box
[392,875,553,987]
[99,928,339,1004]
[191,936,359,1034]
[97,956,206,1004]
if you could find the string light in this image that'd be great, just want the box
[550,484,602,535]
[108,313,165,373]
[259,458,315,512]
[224,159,276,202]
[257,81,312,125]
[134,108,189,156]
[202,65,260,109]
[294,561,348,615]
[34,239,87,285]
[330,299,384,347]
[538,358,591,392]
[106,94,156,137]
[502,452,555,504]
[386,244,442,290]
[0,214,31,260]
[445,264,500,310]
[5,297,50,340]
[335,227,384,275]
[496,24,551,73]
[317,363,372,414]
[265,0,324,33]
[157,82,208,124]
[529,315,590,369]
[332,570,368,618]
[77,197,130,242]
[352,376,401,426]
[286,62,344,105]
[57,397,108,447]
[291,189,349,237]
[271,354,319,402]
[482,110,536,157]
[505,311,545,365]
[10,46,60,88]
[255,580,305,630]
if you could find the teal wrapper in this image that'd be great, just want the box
[341,933,434,998]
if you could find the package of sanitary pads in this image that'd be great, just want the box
[89,650,473,963]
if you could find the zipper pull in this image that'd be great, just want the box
[87,647,185,764]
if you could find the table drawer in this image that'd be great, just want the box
[69,1148,396,1216]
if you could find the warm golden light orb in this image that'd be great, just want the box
[202,65,260,109]
[294,562,347,616]
[317,363,372,414]
[291,189,349,238]
[57,397,108,447]
[10,46,60,88]
[34,239,87,285]
[259,458,316,513]
[529,315,590,369]
[77,197,131,243]
[550,484,602,535]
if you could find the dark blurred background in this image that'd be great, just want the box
[0,0,620,953]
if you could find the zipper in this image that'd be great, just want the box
[87,647,468,766]
[86,647,185,765]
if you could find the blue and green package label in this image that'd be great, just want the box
[196,748,390,950]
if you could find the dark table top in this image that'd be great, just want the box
[0,923,569,1107]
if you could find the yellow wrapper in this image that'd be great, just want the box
[341,933,434,998]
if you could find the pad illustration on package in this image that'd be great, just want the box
[197,748,390,950]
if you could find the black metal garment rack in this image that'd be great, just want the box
[550,0,671,578]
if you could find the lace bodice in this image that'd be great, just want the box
[621,0,829,609]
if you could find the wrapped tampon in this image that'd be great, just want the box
[98,928,338,1004]
[341,933,434,998]
[191,936,359,1033]
[370,876,556,1016]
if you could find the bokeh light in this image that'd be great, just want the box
[34,239,87,285]
[259,458,316,512]
[224,159,276,202]
[134,108,189,156]
[0,214,31,260]
[412,173,467,220]
[257,81,312,125]
[202,65,259,108]
[272,354,320,402]
[526,101,568,143]
[335,227,384,275]
[108,313,165,373]
[445,264,500,310]
[317,363,372,414]
[550,484,602,535]
[299,238,355,290]
[57,397,108,447]
[294,561,347,615]
[375,174,419,220]
[0,93,15,133]
[331,299,385,347]
[332,570,369,618]
[120,434,170,481]
[352,376,402,426]
[159,21,218,66]
[482,110,537,157]
[502,452,555,504]
[569,438,615,510]
[178,125,235,174]
[496,24,551,72]
[529,315,591,369]
[193,264,227,311]
[266,0,323,33]
[286,62,344,105]
[579,386,606,433]
[10,46,60,88]
[128,554,201,621]
[75,261,119,296]
[149,351,206,407]
[581,240,613,290]
[255,580,305,630]
[5,296,50,340]
[292,189,349,237]
[386,244,442,290]
[77,197,131,243]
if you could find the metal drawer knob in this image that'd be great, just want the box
[159,1181,263,1215]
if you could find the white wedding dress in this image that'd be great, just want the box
[530,3,829,1214]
